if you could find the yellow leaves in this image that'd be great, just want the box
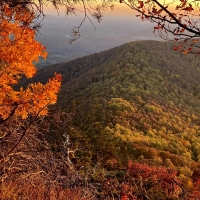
[0,5,62,120]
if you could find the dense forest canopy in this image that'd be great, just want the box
[30,40,200,198]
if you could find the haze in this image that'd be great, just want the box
[36,4,161,68]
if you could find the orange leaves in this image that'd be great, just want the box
[0,5,61,120]
[0,25,46,78]
[173,42,195,55]
[15,74,62,119]
[2,4,12,18]
[183,50,188,54]
[0,72,62,120]
[192,39,198,43]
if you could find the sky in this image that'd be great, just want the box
[42,0,181,18]
[43,2,137,17]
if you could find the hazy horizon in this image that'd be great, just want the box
[36,4,160,68]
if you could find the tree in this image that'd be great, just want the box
[0,109,95,200]
[121,0,200,55]
[3,0,200,54]
[0,4,62,122]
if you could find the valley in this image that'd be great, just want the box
[36,15,160,68]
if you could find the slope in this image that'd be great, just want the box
[32,40,200,177]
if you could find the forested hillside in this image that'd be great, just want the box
[28,40,200,198]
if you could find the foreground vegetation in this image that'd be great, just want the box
[1,110,200,199]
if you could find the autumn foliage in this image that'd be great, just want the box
[120,162,182,199]
[0,4,61,120]
[121,0,200,55]
[2,2,200,200]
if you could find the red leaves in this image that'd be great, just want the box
[120,162,184,199]
[152,6,168,15]
[154,24,164,30]
[121,194,129,200]
[55,73,62,82]
[137,1,144,9]
[182,4,194,12]
[189,171,200,199]
[176,0,186,10]
[154,26,159,30]
[180,28,185,33]
[174,46,178,51]
[128,162,177,181]
[176,0,194,11]
[174,45,183,51]
[127,162,182,197]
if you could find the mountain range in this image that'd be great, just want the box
[31,40,200,177]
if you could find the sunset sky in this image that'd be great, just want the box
[44,3,136,21]
[41,2,148,34]
[43,0,180,17]
[43,2,139,17]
